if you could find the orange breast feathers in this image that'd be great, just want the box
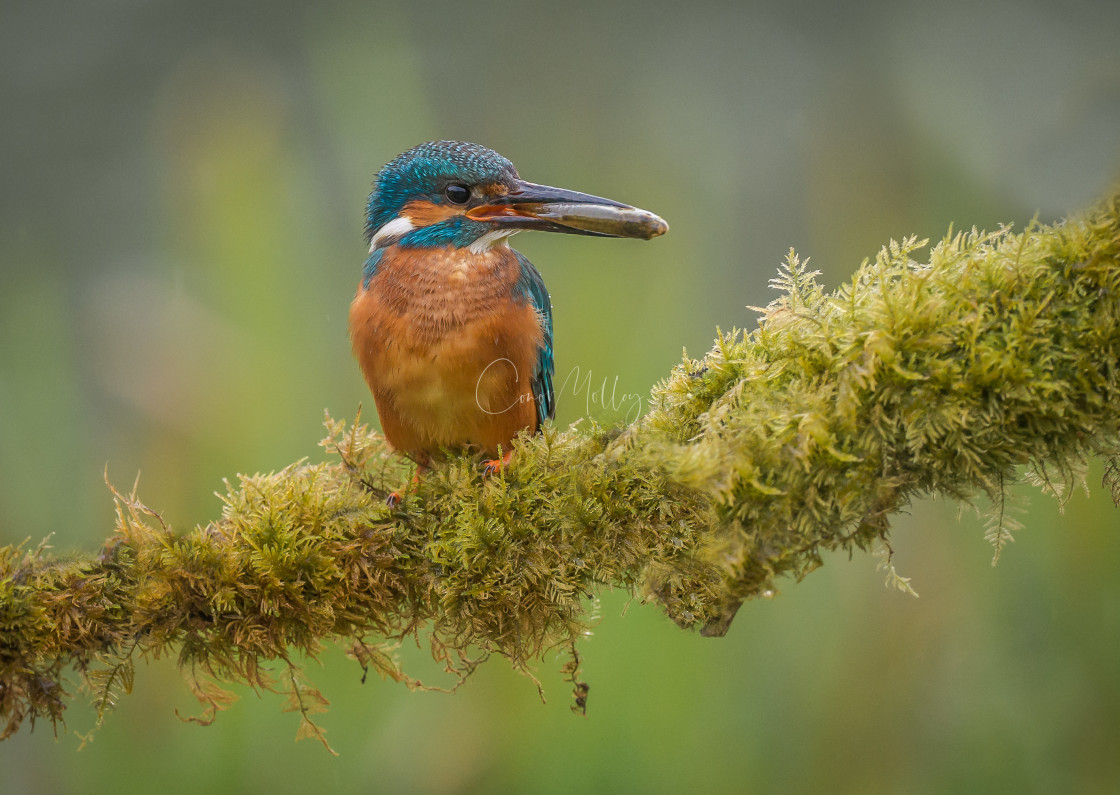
[349,245,545,464]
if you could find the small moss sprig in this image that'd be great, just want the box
[2,191,1118,748]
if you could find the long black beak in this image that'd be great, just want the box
[466,179,668,240]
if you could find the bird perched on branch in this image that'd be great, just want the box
[349,140,667,484]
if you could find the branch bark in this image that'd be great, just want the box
[2,191,1119,745]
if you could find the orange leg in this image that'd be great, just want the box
[481,450,513,476]
[387,467,426,507]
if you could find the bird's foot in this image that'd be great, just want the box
[386,469,425,508]
[482,451,513,476]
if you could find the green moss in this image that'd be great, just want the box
[2,192,1119,746]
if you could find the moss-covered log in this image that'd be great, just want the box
[2,191,1119,747]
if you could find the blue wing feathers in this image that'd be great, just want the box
[513,251,555,427]
[362,248,385,288]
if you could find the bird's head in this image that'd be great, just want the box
[365,140,668,253]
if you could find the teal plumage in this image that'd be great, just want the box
[349,141,666,477]
[513,250,555,427]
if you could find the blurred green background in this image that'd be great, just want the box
[3,0,1120,792]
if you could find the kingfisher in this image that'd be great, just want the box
[349,140,667,486]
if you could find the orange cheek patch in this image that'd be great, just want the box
[402,199,464,226]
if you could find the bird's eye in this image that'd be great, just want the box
[444,183,471,205]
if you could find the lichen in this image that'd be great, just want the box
[2,191,1118,748]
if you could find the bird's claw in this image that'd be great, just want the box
[482,451,513,476]
[386,470,424,507]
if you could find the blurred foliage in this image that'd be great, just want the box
[2,0,1120,792]
[3,192,1120,773]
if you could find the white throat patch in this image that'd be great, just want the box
[468,229,518,255]
[369,215,416,251]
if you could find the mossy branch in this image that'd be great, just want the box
[3,192,1120,747]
